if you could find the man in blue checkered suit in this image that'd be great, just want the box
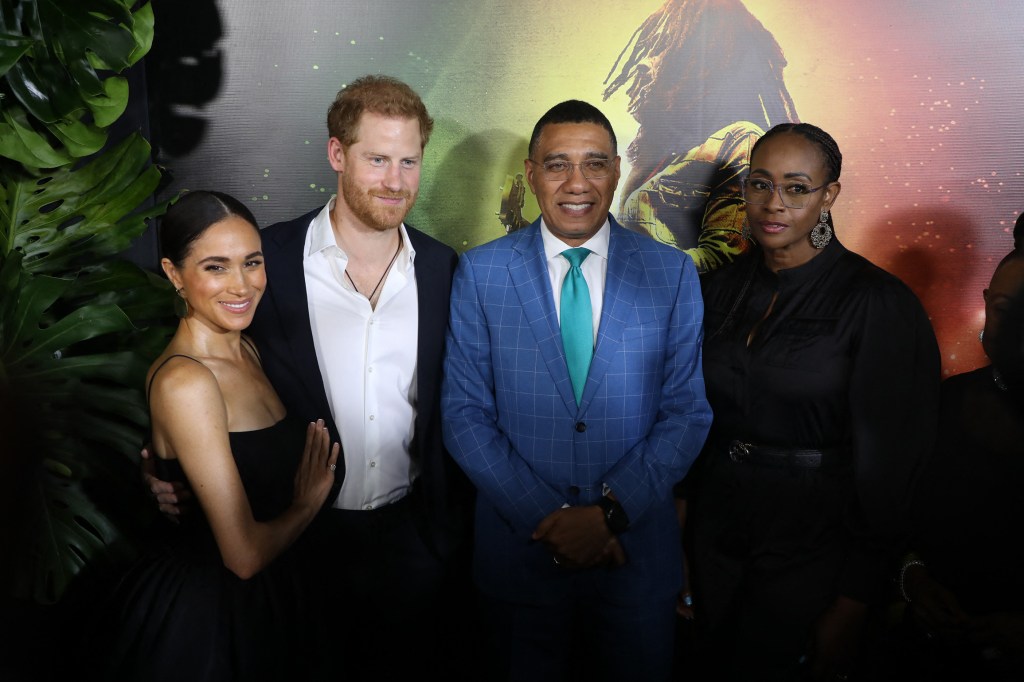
[442,100,712,681]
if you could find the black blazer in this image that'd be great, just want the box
[247,207,466,553]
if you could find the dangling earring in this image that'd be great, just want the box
[174,287,190,318]
[810,210,833,249]
[979,329,984,343]
[741,219,751,241]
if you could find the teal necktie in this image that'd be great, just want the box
[560,247,593,406]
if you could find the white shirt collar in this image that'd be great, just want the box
[540,216,611,264]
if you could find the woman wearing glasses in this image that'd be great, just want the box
[682,123,941,681]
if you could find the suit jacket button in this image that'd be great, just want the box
[575,422,586,433]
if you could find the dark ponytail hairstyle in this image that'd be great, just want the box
[160,191,260,267]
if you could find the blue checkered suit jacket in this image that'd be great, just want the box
[442,216,712,603]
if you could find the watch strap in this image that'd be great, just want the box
[596,495,629,534]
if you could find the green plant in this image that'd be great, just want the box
[0,0,154,167]
[0,0,170,604]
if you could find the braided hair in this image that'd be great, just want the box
[751,123,842,229]
[751,122,842,183]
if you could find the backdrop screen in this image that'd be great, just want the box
[150,0,1024,376]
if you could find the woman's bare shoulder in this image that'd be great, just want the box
[147,353,223,408]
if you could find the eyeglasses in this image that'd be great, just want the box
[741,177,829,209]
[528,158,613,181]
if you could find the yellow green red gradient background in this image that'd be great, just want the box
[159,1,1024,375]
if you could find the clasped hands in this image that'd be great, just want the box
[532,505,626,570]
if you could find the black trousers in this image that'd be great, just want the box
[297,491,475,679]
[686,453,851,681]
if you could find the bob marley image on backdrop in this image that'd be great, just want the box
[149,0,1024,376]
[600,0,797,274]
[498,0,797,276]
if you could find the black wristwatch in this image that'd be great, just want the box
[596,495,629,535]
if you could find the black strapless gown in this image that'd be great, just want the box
[102,419,309,682]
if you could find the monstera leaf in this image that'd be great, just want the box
[0,0,170,610]
[0,0,154,167]
[9,459,141,605]
[0,133,162,274]
[0,250,166,603]
[0,127,170,607]
[0,138,172,602]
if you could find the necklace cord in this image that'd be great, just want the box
[345,236,402,302]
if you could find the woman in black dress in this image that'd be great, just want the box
[684,123,941,681]
[104,191,338,681]
[894,247,1024,679]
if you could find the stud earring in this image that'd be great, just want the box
[809,210,833,249]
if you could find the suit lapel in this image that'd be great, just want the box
[509,223,580,414]
[263,221,334,425]
[580,220,640,408]
[409,227,446,451]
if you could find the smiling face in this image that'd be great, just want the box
[162,215,265,333]
[525,122,621,246]
[329,111,422,233]
[745,132,841,271]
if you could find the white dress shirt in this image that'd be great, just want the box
[540,218,610,343]
[303,198,419,510]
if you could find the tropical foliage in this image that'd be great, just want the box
[0,0,170,603]
[0,0,154,167]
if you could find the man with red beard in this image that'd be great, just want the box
[245,75,470,677]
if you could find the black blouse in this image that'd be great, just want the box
[696,237,941,602]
